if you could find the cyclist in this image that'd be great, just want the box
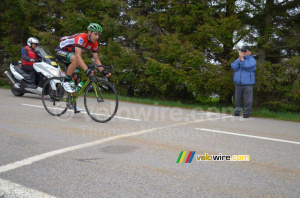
[21,37,39,87]
[55,23,111,94]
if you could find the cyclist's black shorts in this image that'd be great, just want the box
[55,46,74,66]
[55,46,80,74]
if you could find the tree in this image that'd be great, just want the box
[240,0,300,63]
[0,0,299,111]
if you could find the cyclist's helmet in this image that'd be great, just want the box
[87,23,103,33]
[27,37,39,47]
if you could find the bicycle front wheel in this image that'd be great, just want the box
[84,79,118,123]
[42,77,69,116]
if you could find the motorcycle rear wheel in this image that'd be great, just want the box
[10,85,25,96]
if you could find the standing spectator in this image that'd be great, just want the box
[231,46,256,118]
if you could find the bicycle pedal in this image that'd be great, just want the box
[74,110,81,114]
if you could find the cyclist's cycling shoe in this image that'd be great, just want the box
[62,81,75,93]
[75,106,83,112]
[67,104,82,113]
[73,106,83,114]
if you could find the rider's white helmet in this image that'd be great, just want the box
[27,37,39,47]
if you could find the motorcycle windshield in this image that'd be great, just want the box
[36,46,59,68]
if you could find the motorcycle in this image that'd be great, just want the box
[4,46,64,96]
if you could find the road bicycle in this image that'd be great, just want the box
[41,64,118,123]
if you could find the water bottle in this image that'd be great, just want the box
[76,81,84,92]
[69,80,75,89]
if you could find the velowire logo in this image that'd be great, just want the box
[176,151,250,163]
[176,151,196,163]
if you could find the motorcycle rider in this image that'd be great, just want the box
[21,37,39,88]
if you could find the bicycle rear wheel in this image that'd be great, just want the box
[42,77,69,116]
[84,79,118,123]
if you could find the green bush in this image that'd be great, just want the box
[255,56,300,112]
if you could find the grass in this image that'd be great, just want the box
[118,95,220,110]
[252,108,300,122]
[117,95,300,122]
[1,85,10,89]
[1,86,299,122]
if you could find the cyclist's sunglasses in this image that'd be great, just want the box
[93,32,101,35]
[240,50,247,52]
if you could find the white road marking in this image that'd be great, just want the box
[0,115,232,174]
[0,178,57,198]
[21,103,141,121]
[186,112,225,116]
[0,110,230,197]
[196,128,300,145]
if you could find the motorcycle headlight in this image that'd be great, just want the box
[49,68,60,77]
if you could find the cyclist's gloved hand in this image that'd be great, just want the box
[102,70,109,76]
[102,70,111,77]
[86,69,96,82]
[85,68,93,76]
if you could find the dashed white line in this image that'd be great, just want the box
[21,103,141,121]
[0,107,231,197]
[186,112,225,116]
[0,115,232,174]
[196,128,300,145]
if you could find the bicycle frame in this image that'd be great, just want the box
[69,77,106,106]
[71,78,91,101]
[64,64,113,106]
[42,63,118,122]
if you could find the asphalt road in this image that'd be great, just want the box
[0,88,299,198]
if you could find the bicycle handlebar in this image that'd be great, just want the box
[97,64,113,71]
[89,63,114,73]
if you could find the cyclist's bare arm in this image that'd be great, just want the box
[92,52,102,68]
[74,46,88,71]
[93,52,111,77]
